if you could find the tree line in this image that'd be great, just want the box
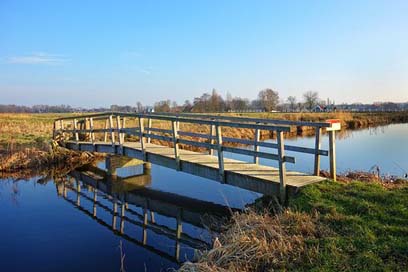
[0,89,328,113]
[153,89,326,113]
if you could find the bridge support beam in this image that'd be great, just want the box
[106,155,146,177]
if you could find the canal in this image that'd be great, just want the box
[0,123,407,271]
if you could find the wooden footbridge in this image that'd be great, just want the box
[54,112,340,201]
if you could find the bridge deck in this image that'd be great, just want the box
[66,140,326,196]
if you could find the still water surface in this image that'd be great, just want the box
[0,123,407,271]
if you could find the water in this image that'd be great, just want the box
[225,123,408,177]
[0,123,407,272]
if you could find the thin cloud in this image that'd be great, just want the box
[6,52,69,65]
[137,67,152,75]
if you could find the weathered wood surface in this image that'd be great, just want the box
[66,141,326,195]
[56,112,339,200]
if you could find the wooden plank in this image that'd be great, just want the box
[144,127,171,134]
[178,138,216,149]
[144,133,173,142]
[178,130,212,140]
[55,111,330,129]
[145,112,331,128]
[116,113,292,132]
[222,146,295,163]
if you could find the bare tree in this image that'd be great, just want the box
[154,100,171,112]
[303,91,319,111]
[286,96,297,112]
[136,101,143,112]
[231,97,249,111]
[225,92,233,111]
[192,89,225,112]
[182,100,193,112]
[257,89,279,112]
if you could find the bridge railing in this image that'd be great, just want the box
[144,112,339,179]
[54,112,339,200]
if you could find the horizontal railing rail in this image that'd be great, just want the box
[143,112,332,128]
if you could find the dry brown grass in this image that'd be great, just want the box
[179,209,327,272]
[319,170,408,189]
[0,141,102,174]
[0,113,68,149]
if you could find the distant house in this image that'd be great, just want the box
[313,105,323,112]
[143,106,155,113]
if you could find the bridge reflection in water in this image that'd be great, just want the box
[55,163,233,264]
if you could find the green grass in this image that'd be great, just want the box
[289,180,408,271]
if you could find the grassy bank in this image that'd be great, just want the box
[180,179,408,271]
[225,111,408,129]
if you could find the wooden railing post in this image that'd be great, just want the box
[58,119,64,140]
[104,118,108,142]
[109,115,115,147]
[253,123,260,164]
[209,123,215,155]
[116,115,122,145]
[138,117,146,160]
[314,127,322,175]
[121,117,126,143]
[52,121,56,139]
[171,120,180,170]
[59,119,64,138]
[73,119,79,143]
[216,124,225,182]
[89,117,95,144]
[329,130,336,181]
[147,118,152,144]
[84,118,90,141]
[277,130,287,203]
[116,115,123,154]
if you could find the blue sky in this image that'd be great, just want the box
[0,0,407,107]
